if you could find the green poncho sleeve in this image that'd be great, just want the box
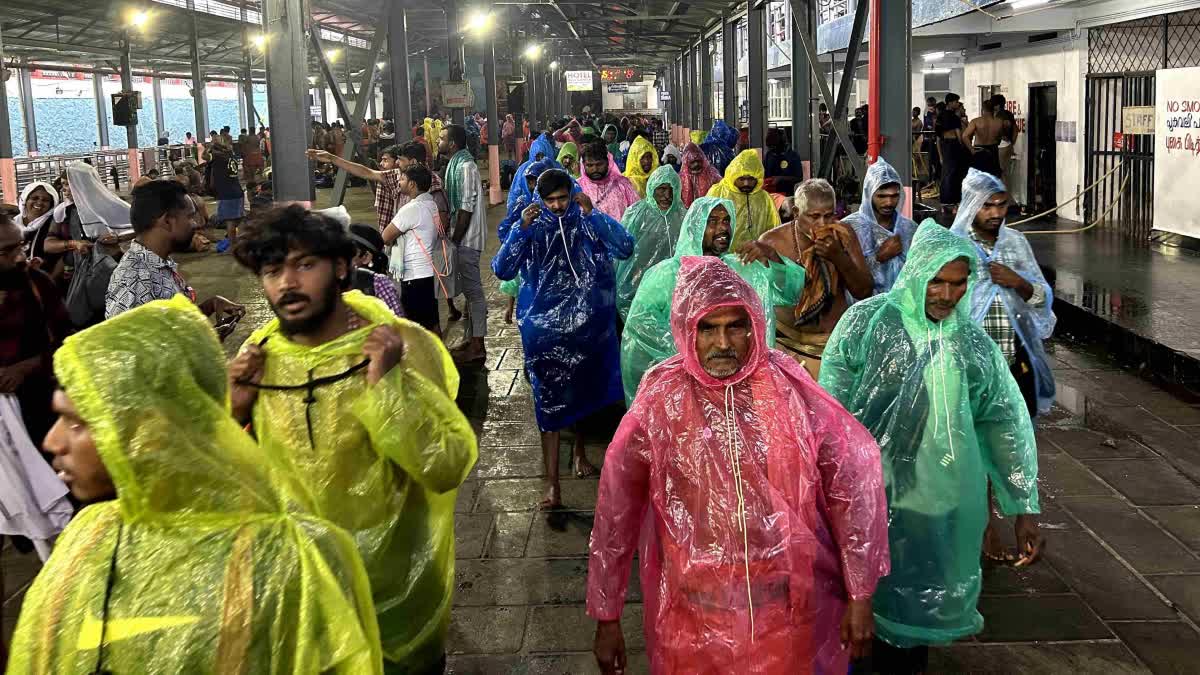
[620,261,679,403]
[499,277,520,298]
[970,342,1041,516]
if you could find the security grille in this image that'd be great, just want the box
[1089,10,1200,74]
[816,0,849,25]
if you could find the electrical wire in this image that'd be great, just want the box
[1006,160,1124,227]
[1021,172,1132,235]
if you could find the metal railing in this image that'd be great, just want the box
[12,145,201,196]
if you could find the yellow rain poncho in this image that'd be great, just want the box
[245,291,477,670]
[622,135,660,198]
[422,117,444,164]
[707,149,781,249]
[10,296,382,674]
[689,129,706,145]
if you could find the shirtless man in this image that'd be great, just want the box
[963,99,1006,177]
[758,179,873,378]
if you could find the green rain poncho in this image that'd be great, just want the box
[706,149,782,249]
[11,296,382,674]
[616,165,686,320]
[819,221,1040,648]
[557,141,581,177]
[244,291,478,670]
[620,196,805,403]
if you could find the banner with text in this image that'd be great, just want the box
[1154,66,1200,237]
[565,70,593,92]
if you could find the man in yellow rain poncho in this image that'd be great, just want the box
[622,135,660,198]
[11,296,382,674]
[229,205,478,673]
[707,149,781,248]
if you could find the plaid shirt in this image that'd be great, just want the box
[375,170,447,232]
[970,230,1044,364]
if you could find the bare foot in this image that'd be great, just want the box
[982,517,1015,563]
[540,483,562,510]
[451,345,487,364]
[573,456,599,479]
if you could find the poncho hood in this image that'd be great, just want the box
[718,149,766,193]
[888,220,978,330]
[673,195,736,258]
[950,168,1005,234]
[556,142,580,176]
[643,164,683,213]
[845,158,920,294]
[55,296,294,522]
[529,132,557,163]
[669,256,767,389]
[679,142,721,206]
[855,157,905,226]
[705,120,739,149]
[623,135,660,194]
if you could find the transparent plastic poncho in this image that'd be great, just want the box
[951,168,1058,415]
[843,158,918,295]
[589,256,890,674]
[621,135,660,198]
[616,165,686,321]
[492,180,635,431]
[620,197,805,403]
[701,120,739,175]
[679,142,722,208]
[11,297,382,674]
[819,221,1041,648]
[706,150,782,249]
[578,151,642,222]
[244,292,477,669]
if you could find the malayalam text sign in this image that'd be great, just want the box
[1153,67,1200,238]
[565,70,593,92]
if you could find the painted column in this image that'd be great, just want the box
[119,33,140,180]
[484,32,501,204]
[445,0,466,125]
[188,0,209,142]
[0,25,16,202]
[722,14,737,126]
[747,3,767,150]
[389,8,414,142]
[263,0,314,203]
[876,0,912,184]
[17,59,38,154]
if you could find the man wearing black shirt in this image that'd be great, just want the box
[936,93,969,208]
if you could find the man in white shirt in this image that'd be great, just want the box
[383,165,443,335]
[440,124,488,364]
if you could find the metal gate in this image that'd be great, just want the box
[1083,73,1155,238]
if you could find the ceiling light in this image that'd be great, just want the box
[922,51,945,61]
[128,10,150,29]
[549,61,559,70]
[1009,0,1051,9]
[377,61,386,69]
[325,49,339,62]
[923,68,951,75]
[524,44,542,60]
[252,34,267,49]
[465,11,493,33]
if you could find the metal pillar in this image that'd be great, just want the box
[527,57,538,132]
[93,72,110,148]
[484,32,501,204]
[188,1,209,139]
[423,55,431,117]
[311,15,389,205]
[119,34,138,150]
[319,83,328,123]
[263,0,313,202]
[875,0,912,183]
[722,15,737,126]
[0,24,15,202]
[790,0,814,163]
[692,44,702,129]
[445,0,466,125]
[17,60,37,153]
[680,48,691,131]
[152,75,166,140]
[812,0,868,178]
[747,4,766,149]
[243,29,257,131]
[701,38,714,131]
[389,8,413,142]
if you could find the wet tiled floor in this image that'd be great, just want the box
[4,187,1200,674]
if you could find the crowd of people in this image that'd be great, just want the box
[0,98,1057,674]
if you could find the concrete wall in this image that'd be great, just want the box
[963,34,1087,217]
[601,77,660,112]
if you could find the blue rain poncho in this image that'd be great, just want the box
[507,133,559,212]
[819,221,1040,648]
[701,120,739,176]
[843,158,918,295]
[492,178,635,431]
[616,165,686,320]
[498,159,560,302]
[950,168,1057,415]
[620,196,806,403]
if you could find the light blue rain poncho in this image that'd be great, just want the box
[615,165,686,320]
[819,220,1040,649]
[843,158,919,295]
[950,168,1057,415]
[620,196,805,403]
[506,133,559,212]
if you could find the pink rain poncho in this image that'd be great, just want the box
[587,256,890,674]
[679,142,722,207]
[578,152,641,221]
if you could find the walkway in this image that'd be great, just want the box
[3,189,1200,674]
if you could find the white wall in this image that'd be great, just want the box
[963,34,1086,217]
[601,77,660,112]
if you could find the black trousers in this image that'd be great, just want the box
[850,639,929,675]
[1011,337,1039,420]
[401,276,439,332]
